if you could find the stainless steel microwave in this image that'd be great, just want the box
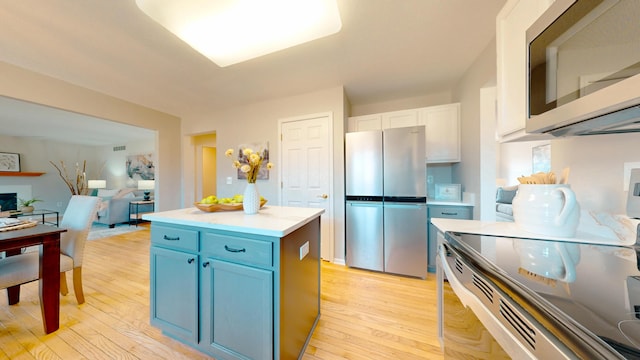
[526,0,640,137]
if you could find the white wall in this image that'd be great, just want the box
[498,139,551,185]
[0,136,100,211]
[452,38,499,220]
[0,61,181,211]
[498,132,640,215]
[551,133,640,214]
[181,85,348,262]
[0,135,155,212]
[96,138,156,190]
[350,91,453,116]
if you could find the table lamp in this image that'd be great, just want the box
[138,180,155,201]
[87,180,107,189]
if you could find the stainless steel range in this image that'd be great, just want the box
[437,230,640,359]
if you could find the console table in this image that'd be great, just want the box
[11,209,59,227]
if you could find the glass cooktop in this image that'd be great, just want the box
[445,232,640,359]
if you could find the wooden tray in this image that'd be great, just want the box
[194,199,267,212]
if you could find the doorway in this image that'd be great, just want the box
[279,112,334,262]
[193,133,217,200]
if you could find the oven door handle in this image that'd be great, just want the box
[438,244,538,360]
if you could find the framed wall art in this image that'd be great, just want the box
[434,183,462,202]
[236,142,270,181]
[0,152,20,172]
[532,144,551,173]
[126,153,155,181]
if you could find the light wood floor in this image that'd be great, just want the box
[0,225,444,359]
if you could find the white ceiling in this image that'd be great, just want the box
[0,0,506,145]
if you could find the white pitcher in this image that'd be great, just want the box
[512,184,580,238]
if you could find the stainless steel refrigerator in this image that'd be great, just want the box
[345,126,427,278]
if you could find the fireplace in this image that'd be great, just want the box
[0,192,17,211]
[0,185,32,212]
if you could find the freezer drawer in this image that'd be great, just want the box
[346,201,383,272]
[384,202,427,278]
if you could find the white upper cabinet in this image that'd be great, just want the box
[381,110,419,129]
[419,103,460,163]
[347,114,382,132]
[496,0,554,142]
[347,103,460,163]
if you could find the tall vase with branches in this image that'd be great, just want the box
[50,160,89,195]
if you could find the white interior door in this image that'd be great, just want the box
[279,113,333,262]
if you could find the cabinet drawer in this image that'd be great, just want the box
[151,225,199,252]
[428,206,472,219]
[202,233,273,268]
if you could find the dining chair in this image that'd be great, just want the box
[57,195,100,304]
[0,195,99,304]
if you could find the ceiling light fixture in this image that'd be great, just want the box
[135,0,342,67]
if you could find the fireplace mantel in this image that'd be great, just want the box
[0,172,45,177]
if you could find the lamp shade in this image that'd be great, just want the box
[137,180,155,190]
[88,180,107,189]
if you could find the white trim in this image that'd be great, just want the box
[277,112,335,263]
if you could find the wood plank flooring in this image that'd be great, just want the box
[0,225,444,359]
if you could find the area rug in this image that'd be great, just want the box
[88,223,144,240]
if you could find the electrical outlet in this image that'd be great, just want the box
[299,241,309,260]
[226,176,232,185]
[623,162,640,191]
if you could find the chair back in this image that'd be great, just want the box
[59,195,100,267]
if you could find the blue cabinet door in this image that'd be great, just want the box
[150,246,198,343]
[200,258,273,360]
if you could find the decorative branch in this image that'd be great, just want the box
[50,160,88,195]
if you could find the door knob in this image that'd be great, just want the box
[318,194,328,199]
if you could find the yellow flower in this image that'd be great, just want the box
[226,146,273,183]
[249,153,261,165]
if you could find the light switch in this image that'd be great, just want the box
[226,176,232,185]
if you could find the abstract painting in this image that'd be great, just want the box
[127,153,155,181]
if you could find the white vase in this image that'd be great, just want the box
[243,183,260,215]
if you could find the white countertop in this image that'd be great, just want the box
[142,205,324,237]
[431,217,639,246]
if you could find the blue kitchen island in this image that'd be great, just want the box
[143,205,324,360]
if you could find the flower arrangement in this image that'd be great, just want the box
[225,147,274,183]
[50,160,89,195]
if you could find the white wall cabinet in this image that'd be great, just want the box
[348,103,460,163]
[419,103,460,163]
[381,109,420,129]
[496,0,554,142]
[347,114,382,132]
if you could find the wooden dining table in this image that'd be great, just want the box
[0,224,66,334]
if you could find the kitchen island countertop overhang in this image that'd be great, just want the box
[142,205,324,237]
